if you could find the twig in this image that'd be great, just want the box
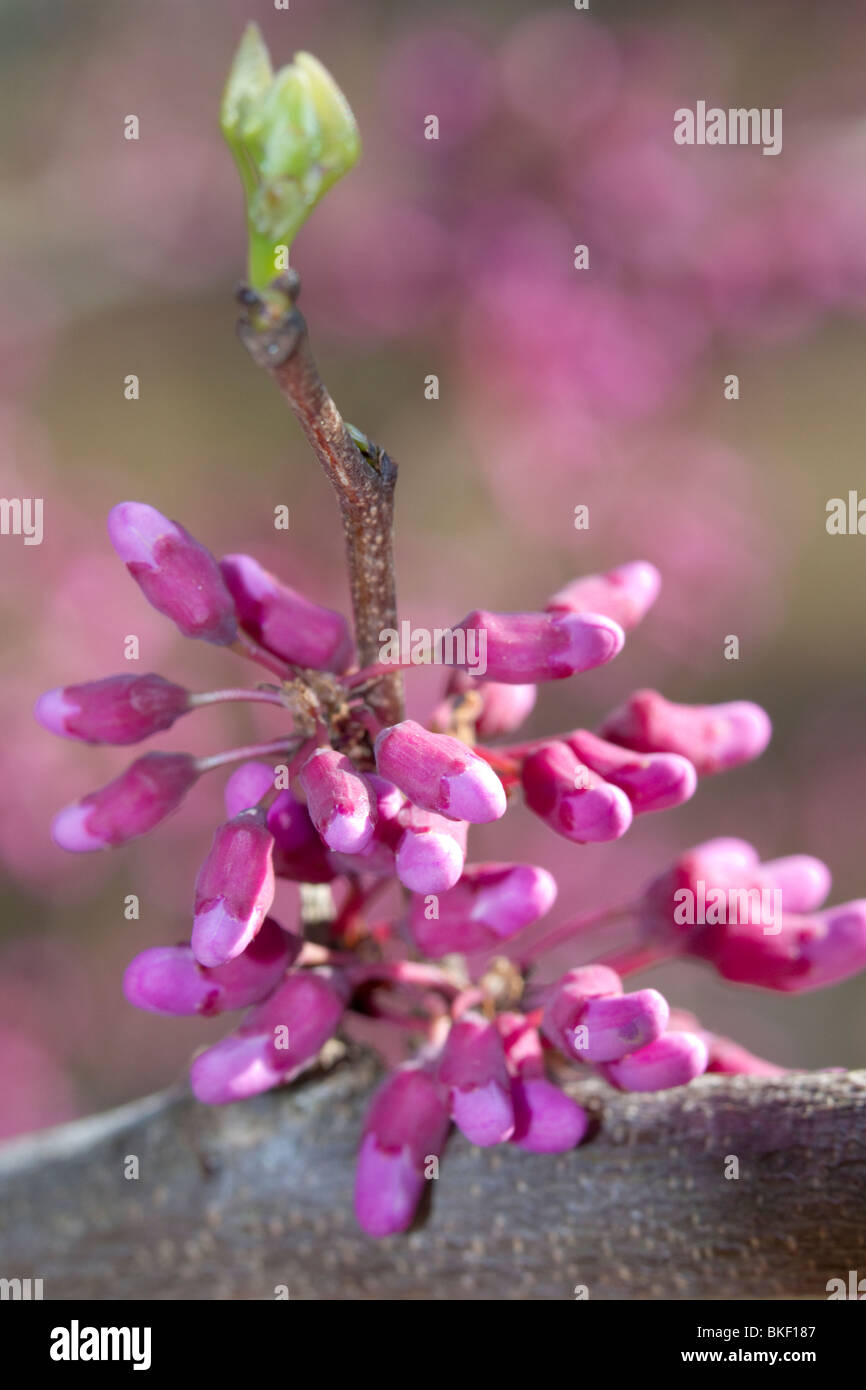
[236,272,404,727]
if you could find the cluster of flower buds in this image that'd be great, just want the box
[35,507,866,1238]
[639,837,866,991]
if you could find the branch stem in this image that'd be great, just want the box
[195,736,300,775]
[189,688,288,709]
[237,274,404,726]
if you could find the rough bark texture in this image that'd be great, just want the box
[1,1058,863,1301]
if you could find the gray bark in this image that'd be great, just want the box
[0,1057,864,1300]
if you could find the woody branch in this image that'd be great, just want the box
[236,269,404,729]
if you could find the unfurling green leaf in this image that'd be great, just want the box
[222,24,361,289]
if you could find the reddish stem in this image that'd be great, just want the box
[516,903,639,967]
[195,736,301,775]
[231,632,294,681]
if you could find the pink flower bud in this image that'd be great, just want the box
[375,720,506,823]
[326,776,404,877]
[566,729,696,813]
[689,837,762,872]
[640,837,762,943]
[510,1078,589,1153]
[365,773,405,820]
[188,1034,287,1104]
[242,968,348,1068]
[107,502,237,645]
[543,968,669,1065]
[191,810,275,967]
[476,683,537,737]
[223,761,276,818]
[354,1065,451,1238]
[298,748,376,853]
[497,1012,545,1077]
[438,1013,514,1146]
[189,968,347,1104]
[641,842,834,964]
[220,553,353,672]
[453,609,624,683]
[268,787,336,883]
[667,1013,786,1078]
[498,1012,590,1150]
[800,903,866,991]
[409,862,557,957]
[434,673,537,739]
[123,917,298,1016]
[35,674,190,746]
[600,689,771,774]
[599,1032,709,1092]
[394,806,468,892]
[51,752,199,851]
[758,856,831,912]
[546,560,661,631]
[704,900,866,993]
[542,964,622,1056]
[521,741,633,843]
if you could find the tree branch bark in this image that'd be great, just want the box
[1,1058,863,1300]
[236,274,403,727]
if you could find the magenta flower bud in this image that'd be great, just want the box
[438,1013,514,1146]
[600,1032,709,1092]
[191,810,275,967]
[759,855,831,913]
[189,968,347,1105]
[476,683,537,738]
[326,777,405,877]
[566,729,697,814]
[794,901,866,990]
[365,773,405,820]
[242,968,348,1069]
[375,720,506,824]
[497,1012,545,1077]
[546,561,661,631]
[640,837,762,942]
[35,674,190,746]
[542,964,622,1059]
[394,806,467,893]
[688,837,761,872]
[453,609,624,684]
[667,1008,785,1077]
[188,1033,287,1105]
[497,1012,590,1151]
[707,900,866,993]
[354,1065,451,1238]
[107,502,237,645]
[435,673,537,739]
[223,761,276,818]
[123,917,297,1017]
[639,841,829,963]
[510,1078,589,1153]
[600,689,771,774]
[51,752,199,851]
[571,990,670,1064]
[298,748,376,853]
[409,862,557,957]
[268,787,336,883]
[220,553,352,672]
[521,741,633,843]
